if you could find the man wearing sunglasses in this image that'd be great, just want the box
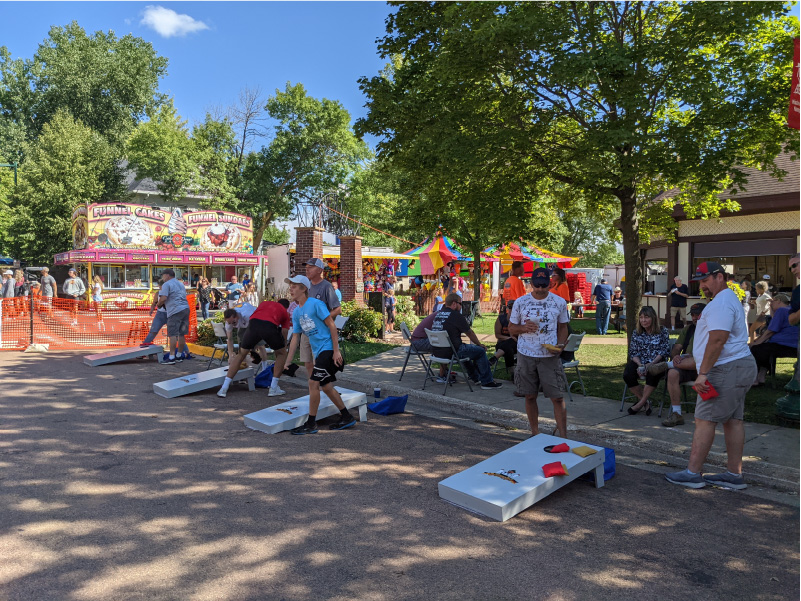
[508,267,571,437]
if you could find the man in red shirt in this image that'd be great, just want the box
[503,261,526,302]
[217,300,291,398]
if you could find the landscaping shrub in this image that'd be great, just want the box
[394,295,419,332]
[341,300,383,342]
[196,311,226,346]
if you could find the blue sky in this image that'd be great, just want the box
[0,2,394,134]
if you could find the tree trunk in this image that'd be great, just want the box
[252,211,274,254]
[472,249,482,305]
[617,189,643,342]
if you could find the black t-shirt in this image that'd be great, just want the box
[670,284,689,308]
[431,308,470,356]
[791,285,800,314]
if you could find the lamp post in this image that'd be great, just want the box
[0,162,18,186]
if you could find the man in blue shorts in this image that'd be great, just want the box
[284,275,355,435]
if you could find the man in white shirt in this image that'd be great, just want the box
[666,262,757,490]
[508,267,571,437]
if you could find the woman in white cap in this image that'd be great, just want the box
[1,270,14,298]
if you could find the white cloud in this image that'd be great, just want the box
[140,5,209,38]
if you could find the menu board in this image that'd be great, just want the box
[72,203,254,255]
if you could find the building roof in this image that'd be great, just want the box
[119,160,207,200]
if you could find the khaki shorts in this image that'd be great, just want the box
[515,354,568,400]
[695,356,757,423]
[670,306,686,321]
[300,333,313,363]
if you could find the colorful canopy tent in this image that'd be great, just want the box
[405,233,499,275]
[484,242,578,272]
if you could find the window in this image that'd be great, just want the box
[209,266,226,288]
[92,265,110,287]
[108,265,125,289]
[125,265,150,288]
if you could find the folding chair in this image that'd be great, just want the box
[398,322,431,382]
[207,321,237,370]
[561,332,586,402]
[334,315,349,344]
[657,380,697,418]
[423,329,474,396]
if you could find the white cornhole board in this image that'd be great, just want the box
[153,366,255,398]
[438,434,606,522]
[84,345,164,366]
[243,387,368,434]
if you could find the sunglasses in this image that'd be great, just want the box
[791,262,799,269]
[532,282,550,289]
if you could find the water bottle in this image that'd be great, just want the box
[374,387,381,399]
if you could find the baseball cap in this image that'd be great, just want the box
[689,302,706,315]
[284,275,311,289]
[691,261,726,281]
[774,292,791,304]
[303,258,325,269]
[160,268,175,277]
[2,269,12,275]
[531,267,550,286]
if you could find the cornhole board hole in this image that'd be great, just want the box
[84,345,165,366]
[153,366,255,398]
[438,434,606,522]
[243,387,368,434]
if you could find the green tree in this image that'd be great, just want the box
[7,110,114,263]
[358,1,798,334]
[125,100,196,205]
[192,114,238,210]
[241,82,369,250]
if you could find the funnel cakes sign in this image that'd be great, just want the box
[73,203,254,254]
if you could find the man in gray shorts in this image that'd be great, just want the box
[508,267,570,437]
[301,258,341,378]
[666,262,758,490]
[156,268,191,365]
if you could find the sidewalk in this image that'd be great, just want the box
[336,346,800,492]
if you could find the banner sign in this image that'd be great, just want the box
[72,203,254,254]
[789,38,800,131]
[54,250,258,265]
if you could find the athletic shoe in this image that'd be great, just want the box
[160,355,176,365]
[703,472,747,490]
[329,414,356,430]
[175,354,184,363]
[646,362,669,376]
[183,353,195,360]
[481,382,503,390]
[662,412,685,427]
[488,356,499,367]
[290,422,319,435]
[216,388,228,398]
[665,470,706,488]
[268,386,286,397]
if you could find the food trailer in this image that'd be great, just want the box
[54,203,265,303]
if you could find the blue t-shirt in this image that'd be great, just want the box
[292,297,333,357]
[385,296,396,309]
[335,288,342,303]
[593,283,613,302]
[226,282,243,300]
[768,306,799,348]
[159,278,190,317]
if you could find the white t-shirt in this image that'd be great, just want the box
[224,303,257,333]
[693,287,752,371]
[509,292,570,358]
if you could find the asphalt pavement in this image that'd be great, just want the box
[0,350,798,601]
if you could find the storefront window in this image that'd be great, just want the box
[693,255,794,293]
[125,266,150,288]
[189,267,204,288]
[109,265,125,289]
[209,266,226,288]
[92,265,110,287]
[152,266,167,286]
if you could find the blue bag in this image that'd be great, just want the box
[579,447,616,483]
[367,395,408,416]
[254,364,274,388]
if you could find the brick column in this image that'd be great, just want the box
[339,235,364,305]
[294,227,324,275]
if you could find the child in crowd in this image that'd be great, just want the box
[573,291,584,318]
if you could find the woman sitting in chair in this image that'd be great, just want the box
[489,299,517,373]
[623,306,671,415]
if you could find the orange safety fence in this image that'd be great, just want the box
[0,294,197,350]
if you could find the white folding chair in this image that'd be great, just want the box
[423,328,474,396]
[398,322,432,382]
[561,332,586,402]
[206,321,238,370]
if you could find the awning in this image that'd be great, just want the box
[53,249,263,266]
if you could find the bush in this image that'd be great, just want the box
[196,311,227,346]
[341,300,383,343]
[394,295,419,332]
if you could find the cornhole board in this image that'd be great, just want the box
[438,434,606,522]
[84,345,164,366]
[243,387,368,434]
[153,366,255,398]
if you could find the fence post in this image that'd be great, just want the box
[29,293,34,346]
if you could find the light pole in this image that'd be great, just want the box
[0,162,18,186]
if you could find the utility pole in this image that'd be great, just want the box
[0,162,18,186]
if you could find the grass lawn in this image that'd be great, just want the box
[472,310,627,339]
[484,341,797,427]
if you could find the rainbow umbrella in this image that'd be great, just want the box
[485,242,578,272]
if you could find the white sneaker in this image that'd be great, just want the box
[268,386,286,397]
[217,388,228,398]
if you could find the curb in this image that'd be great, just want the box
[336,372,800,494]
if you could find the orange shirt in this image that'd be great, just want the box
[551,282,571,303]
[503,275,526,301]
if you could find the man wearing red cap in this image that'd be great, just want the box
[665,262,757,490]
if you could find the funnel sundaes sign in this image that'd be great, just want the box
[73,203,254,254]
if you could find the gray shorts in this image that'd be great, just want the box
[515,354,568,400]
[695,356,757,423]
[300,333,313,362]
[166,309,190,337]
